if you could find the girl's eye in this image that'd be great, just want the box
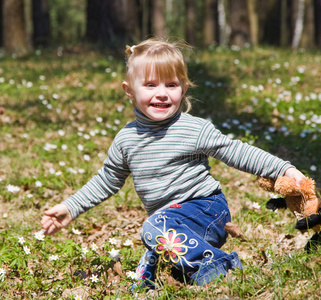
[167,82,179,88]
[145,82,155,87]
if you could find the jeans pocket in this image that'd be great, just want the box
[204,209,229,248]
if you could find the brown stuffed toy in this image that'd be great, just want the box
[258,176,321,251]
[224,176,321,252]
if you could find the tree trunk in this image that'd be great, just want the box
[32,0,50,47]
[86,0,139,47]
[121,0,140,43]
[152,0,166,38]
[185,0,197,45]
[85,0,103,43]
[258,0,280,45]
[301,0,315,48]
[292,0,305,49]
[140,0,151,39]
[203,0,217,46]
[315,0,321,47]
[0,0,3,47]
[3,0,30,55]
[218,0,228,45]
[280,0,288,47]
[228,0,250,47]
[247,0,259,46]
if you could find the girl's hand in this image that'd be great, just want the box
[284,167,306,187]
[41,203,72,235]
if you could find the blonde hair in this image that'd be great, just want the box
[124,38,193,112]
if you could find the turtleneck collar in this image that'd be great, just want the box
[134,107,181,129]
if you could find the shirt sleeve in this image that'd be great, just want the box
[62,140,130,219]
[196,121,293,179]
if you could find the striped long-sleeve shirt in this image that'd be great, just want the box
[63,108,293,219]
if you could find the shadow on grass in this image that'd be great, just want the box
[188,61,321,186]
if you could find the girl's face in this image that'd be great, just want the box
[123,68,186,121]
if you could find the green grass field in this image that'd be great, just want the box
[0,45,321,299]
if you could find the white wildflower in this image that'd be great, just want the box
[252,202,261,210]
[49,167,56,174]
[35,181,42,187]
[108,248,121,261]
[72,228,82,235]
[117,105,125,113]
[297,66,306,74]
[89,274,99,283]
[23,246,31,255]
[43,142,57,151]
[0,268,6,281]
[108,237,118,245]
[34,230,45,241]
[123,239,133,247]
[310,165,317,172]
[90,243,99,251]
[83,154,90,161]
[18,237,25,245]
[49,255,59,261]
[58,130,65,136]
[81,247,89,255]
[126,271,139,280]
[6,184,20,193]
[67,168,77,174]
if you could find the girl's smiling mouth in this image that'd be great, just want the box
[150,103,171,108]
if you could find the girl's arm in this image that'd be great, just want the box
[283,167,306,186]
[41,203,72,235]
[197,121,295,179]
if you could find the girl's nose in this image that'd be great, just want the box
[155,85,168,100]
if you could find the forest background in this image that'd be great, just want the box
[1,0,321,55]
[1,0,321,299]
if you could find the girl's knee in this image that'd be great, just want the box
[141,213,170,247]
[141,215,159,246]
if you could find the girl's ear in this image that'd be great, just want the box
[122,81,134,99]
[182,83,189,97]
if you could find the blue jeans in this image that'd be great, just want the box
[131,192,242,291]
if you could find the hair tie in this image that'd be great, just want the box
[130,45,136,53]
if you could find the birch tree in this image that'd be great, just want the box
[218,0,228,45]
[292,0,305,49]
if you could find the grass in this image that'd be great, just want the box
[0,45,321,299]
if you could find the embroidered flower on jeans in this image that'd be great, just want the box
[135,264,152,280]
[155,229,188,263]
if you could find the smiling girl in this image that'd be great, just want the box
[41,38,305,292]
